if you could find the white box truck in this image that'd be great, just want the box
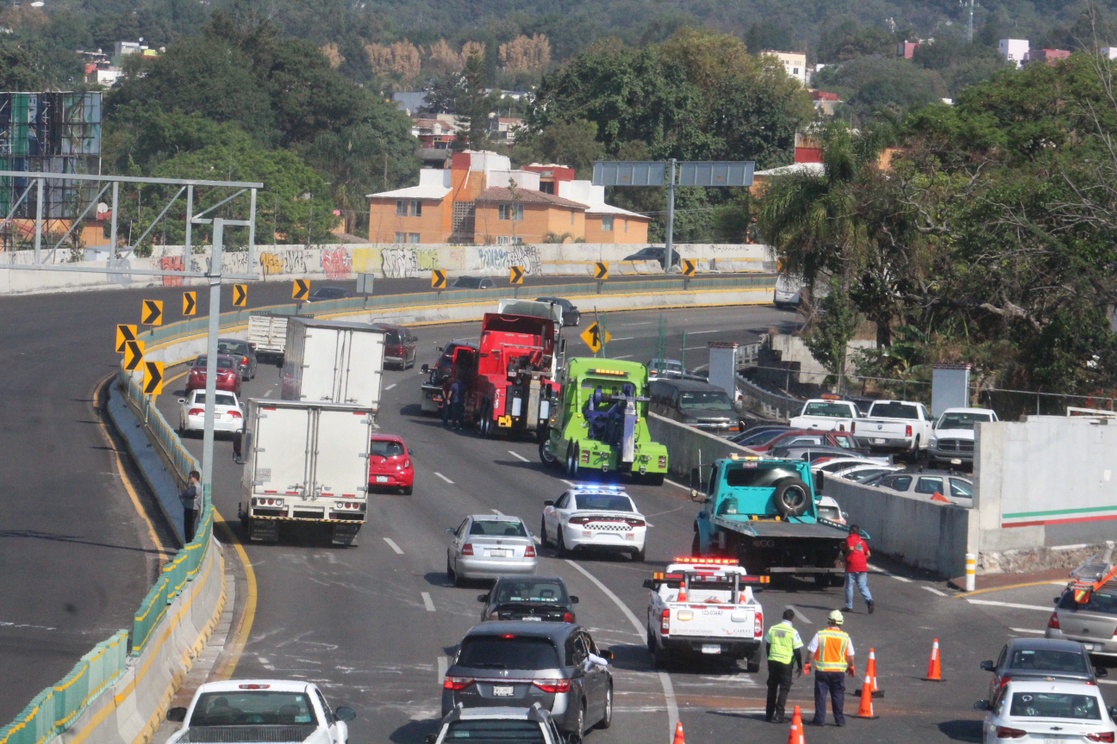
[281,318,386,410]
[247,312,312,365]
[238,399,375,546]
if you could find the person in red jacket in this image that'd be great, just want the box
[842,525,873,614]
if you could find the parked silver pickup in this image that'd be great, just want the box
[850,399,934,457]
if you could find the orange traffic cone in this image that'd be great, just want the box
[855,670,879,719]
[925,638,943,681]
[787,705,805,744]
[673,721,685,744]
[867,647,881,695]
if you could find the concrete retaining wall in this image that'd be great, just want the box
[0,242,771,296]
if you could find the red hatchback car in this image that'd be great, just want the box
[368,434,414,495]
[185,354,242,396]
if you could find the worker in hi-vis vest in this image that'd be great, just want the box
[804,609,856,727]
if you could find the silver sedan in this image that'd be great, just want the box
[447,515,537,586]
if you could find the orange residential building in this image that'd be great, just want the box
[366,151,649,245]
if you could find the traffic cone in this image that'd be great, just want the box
[855,671,879,719]
[672,721,685,744]
[854,647,884,698]
[787,705,805,744]
[925,638,943,681]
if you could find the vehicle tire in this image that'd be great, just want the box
[556,529,568,558]
[539,517,550,548]
[647,628,656,653]
[568,702,586,744]
[746,651,762,674]
[691,531,703,557]
[402,486,413,496]
[539,429,559,468]
[633,546,646,562]
[567,443,580,478]
[596,685,613,730]
[831,575,846,587]
[814,573,831,589]
[773,477,811,517]
[642,472,665,486]
[447,558,461,587]
[653,643,671,669]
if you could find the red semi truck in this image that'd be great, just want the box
[450,308,562,439]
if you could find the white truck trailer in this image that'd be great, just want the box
[247,311,311,365]
[281,318,386,410]
[238,399,375,546]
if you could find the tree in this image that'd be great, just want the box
[455,48,496,150]
[803,278,859,389]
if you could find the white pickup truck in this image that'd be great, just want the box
[643,558,767,671]
[789,397,861,432]
[927,407,998,467]
[851,399,934,457]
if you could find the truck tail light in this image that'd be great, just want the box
[1047,611,1060,630]
[851,422,857,434]
[660,609,670,634]
[658,456,667,468]
[462,543,474,556]
[443,677,475,691]
[580,450,590,464]
[533,679,571,694]
[995,726,1027,739]
[754,611,764,636]
[905,424,912,437]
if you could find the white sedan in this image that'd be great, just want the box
[178,389,243,435]
[166,679,355,743]
[541,486,647,561]
[975,678,1117,744]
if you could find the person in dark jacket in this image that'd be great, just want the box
[180,470,201,543]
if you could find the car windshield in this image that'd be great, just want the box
[457,636,561,669]
[444,720,547,742]
[870,402,919,418]
[469,520,528,537]
[1009,649,1091,675]
[679,390,734,412]
[938,412,991,429]
[1008,691,1100,720]
[190,392,238,407]
[572,494,633,512]
[454,277,483,288]
[190,691,315,727]
[801,402,853,418]
[370,439,405,457]
[496,581,568,604]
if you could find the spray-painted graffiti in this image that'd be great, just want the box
[160,255,185,286]
[476,245,542,275]
[321,247,353,280]
[380,246,441,278]
[257,248,309,276]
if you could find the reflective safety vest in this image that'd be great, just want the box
[765,620,803,664]
[813,628,852,672]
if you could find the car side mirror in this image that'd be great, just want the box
[601,649,614,661]
[335,706,356,722]
[570,596,579,604]
[167,707,187,722]
[178,398,186,404]
[980,660,994,672]
[544,500,554,507]
[477,594,489,603]
[974,700,991,711]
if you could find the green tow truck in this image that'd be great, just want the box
[539,357,669,484]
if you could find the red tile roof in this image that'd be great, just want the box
[475,187,586,209]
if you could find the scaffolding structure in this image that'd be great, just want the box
[0,91,102,250]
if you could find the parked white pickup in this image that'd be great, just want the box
[851,399,934,456]
[789,398,861,432]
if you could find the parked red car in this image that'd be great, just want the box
[185,354,242,396]
[747,428,859,454]
[368,434,414,495]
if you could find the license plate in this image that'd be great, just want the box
[873,438,886,444]
[376,476,389,483]
[1082,642,1096,650]
[522,616,542,621]
[489,549,510,557]
[701,644,722,654]
[492,685,514,697]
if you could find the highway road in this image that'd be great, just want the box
[153,301,1110,744]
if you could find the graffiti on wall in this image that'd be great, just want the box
[160,255,185,286]
[257,248,310,276]
[321,247,353,279]
[380,246,440,278]
[476,244,542,275]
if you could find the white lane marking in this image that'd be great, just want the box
[611,336,635,341]
[561,479,576,488]
[0,620,57,631]
[437,656,448,683]
[869,564,911,583]
[791,607,813,625]
[383,537,404,555]
[436,472,454,484]
[421,592,435,612]
[966,599,1056,612]
[923,586,948,597]
[665,478,689,491]
[687,329,721,335]
[508,450,529,463]
[624,322,655,326]
[614,355,633,359]
[384,382,397,391]
[263,389,274,398]
[491,508,504,515]
[1100,680,1117,686]
[565,559,679,736]
[1010,627,1046,635]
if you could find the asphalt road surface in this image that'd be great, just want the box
[155,304,1111,744]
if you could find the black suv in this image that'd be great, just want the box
[623,246,681,267]
[442,621,613,739]
[478,577,579,623]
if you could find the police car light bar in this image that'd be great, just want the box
[672,556,738,566]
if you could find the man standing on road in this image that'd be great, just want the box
[843,524,874,614]
[448,378,465,430]
[180,470,201,543]
[764,608,804,723]
[804,610,856,727]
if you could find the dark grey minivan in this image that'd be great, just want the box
[442,621,613,739]
[648,378,743,435]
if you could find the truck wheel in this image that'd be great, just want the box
[539,429,559,468]
[566,443,580,477]
[641,472,665,486]
[774,477,810,517]
[746,652,762,673]
[814,573,831,589]
[647,628,656,653]
[691,532,703,557]
[653,643,671,669]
